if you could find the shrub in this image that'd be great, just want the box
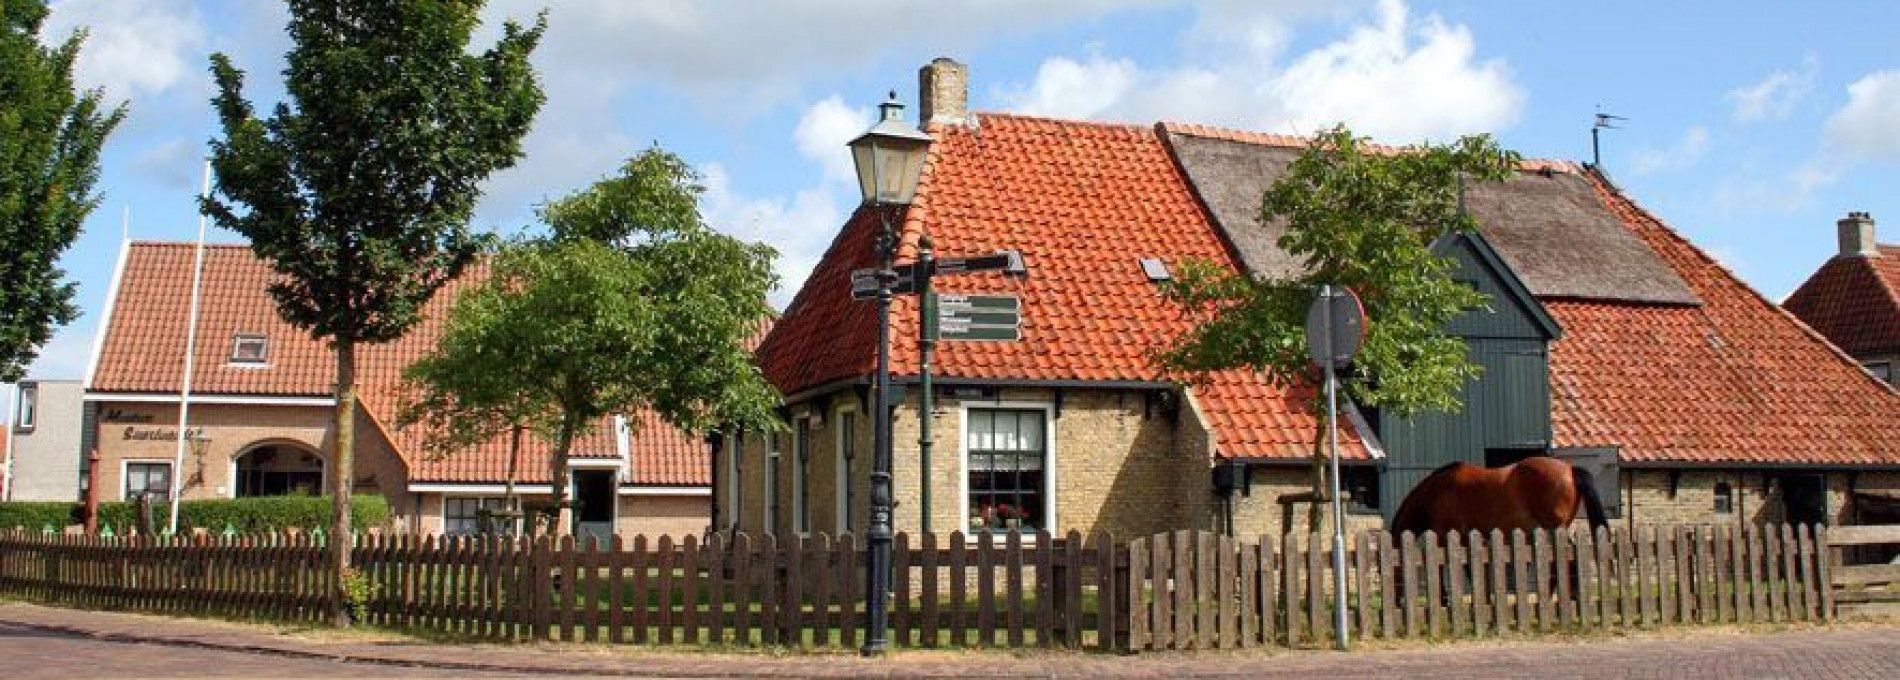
[1,495,390,535]
[0,501,81,531]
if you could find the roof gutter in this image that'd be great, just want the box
[1621,459,1900,472]
[781,374,1178,405]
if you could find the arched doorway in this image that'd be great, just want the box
[234,443,325,497]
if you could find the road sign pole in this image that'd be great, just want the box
[1323,285,1351,650]
[917,236,936,536]
[863,213,897,657]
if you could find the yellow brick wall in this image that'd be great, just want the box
[616,494,709,538]
[91,401,414,531]
[1622,469,1883,528]
[717,389,1898,544]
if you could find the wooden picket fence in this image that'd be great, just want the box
[1825,524,1900,619]
[1127,524,1836,650]
[0,524,1853,652]
[0,528,1122,649]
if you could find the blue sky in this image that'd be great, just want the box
[20,0,1900,382]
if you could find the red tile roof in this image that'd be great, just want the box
[1783,245,1900,358]
[90,242,722,486]
[754,113,1367,460]
[1546,180,1899,465]
[758,112,1897,467]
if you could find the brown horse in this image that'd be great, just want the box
[1390,456,1609,537]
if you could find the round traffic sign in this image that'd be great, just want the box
[1305,286,1367,369]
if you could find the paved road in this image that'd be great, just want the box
[0,621,491,678]
[0,602,1894,678]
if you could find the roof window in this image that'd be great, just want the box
[230,333,269,364]
[1140,258,1172,283]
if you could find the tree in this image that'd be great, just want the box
[1159,126,1520,531]
[404,149,781,538]
[201,0,544,625]
[0,0,124,382]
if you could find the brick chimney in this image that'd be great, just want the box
[919,57,968,127]
[1838,211,1878,257]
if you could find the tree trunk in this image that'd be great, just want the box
[505,424,522,533]
[330,337,357,627]
[549,414,576,538]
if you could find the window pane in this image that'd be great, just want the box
[965,409,1048,532]
[1018,412,1041,450]
[17,388,35,428]
[994,412,1018,450]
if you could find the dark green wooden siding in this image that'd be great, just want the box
[1375,233,1558,519]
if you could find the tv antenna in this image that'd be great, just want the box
[1591,107,1626,168]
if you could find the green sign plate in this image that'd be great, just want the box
[929,293,1021,341]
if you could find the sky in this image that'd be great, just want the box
[16,0,1900,382]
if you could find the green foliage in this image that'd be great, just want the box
[0,0,125,381]
[202,0,544,344]
[403,150,781,531]
[0,495,390,533]
[1161,126,1521,417]
[201,1,544,592]
[0,500,77,531]
[338,566,374,622]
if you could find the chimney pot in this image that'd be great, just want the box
[1837,211,1878,258]
[919,57,968,127]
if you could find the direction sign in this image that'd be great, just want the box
[930,293,1020,341]
[1304,286,1366,369]
[849,265,919,300]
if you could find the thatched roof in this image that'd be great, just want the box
[1164,132,1701,306]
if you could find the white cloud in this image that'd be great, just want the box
[481,0,1163,96]
[1824,70,1900,162]
[468,1,1167,225]
[700,96,886,307]
[129,139,202,193]
[1000,0,1523,142]
[1726,57,1817,123]
[43,0,205,98]
[793,97,874,185]
[1005,52,1141,120]
[1631,126,1710,175]
[699,163,848,309]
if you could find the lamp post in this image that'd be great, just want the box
[847,91,932,657]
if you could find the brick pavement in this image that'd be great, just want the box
[0,602,1892,678]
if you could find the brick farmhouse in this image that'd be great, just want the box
[723,59,1900,543]
[84,243,718,537]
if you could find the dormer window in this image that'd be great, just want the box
[230,333,269,364]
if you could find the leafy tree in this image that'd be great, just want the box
[1160,126,1519,531]
[201,0,544,624]
[404,150,781,537]
[0,0,124,382]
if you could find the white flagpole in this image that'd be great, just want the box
[168,162,213,533]
[3,384,16,502]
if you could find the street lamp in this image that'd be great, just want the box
[848,91,932,657]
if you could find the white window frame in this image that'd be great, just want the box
[229,333,269,365]
[763,432,780,535]
[792,421,811,536]
[443,496,512,536]
[121,459,174,501]
[835,404,857,534]
[14,384,35,431]
[958,401,1059,535]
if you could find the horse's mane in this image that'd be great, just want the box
[1388,461,1467,535]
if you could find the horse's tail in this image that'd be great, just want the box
[1571,464,1609,530]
